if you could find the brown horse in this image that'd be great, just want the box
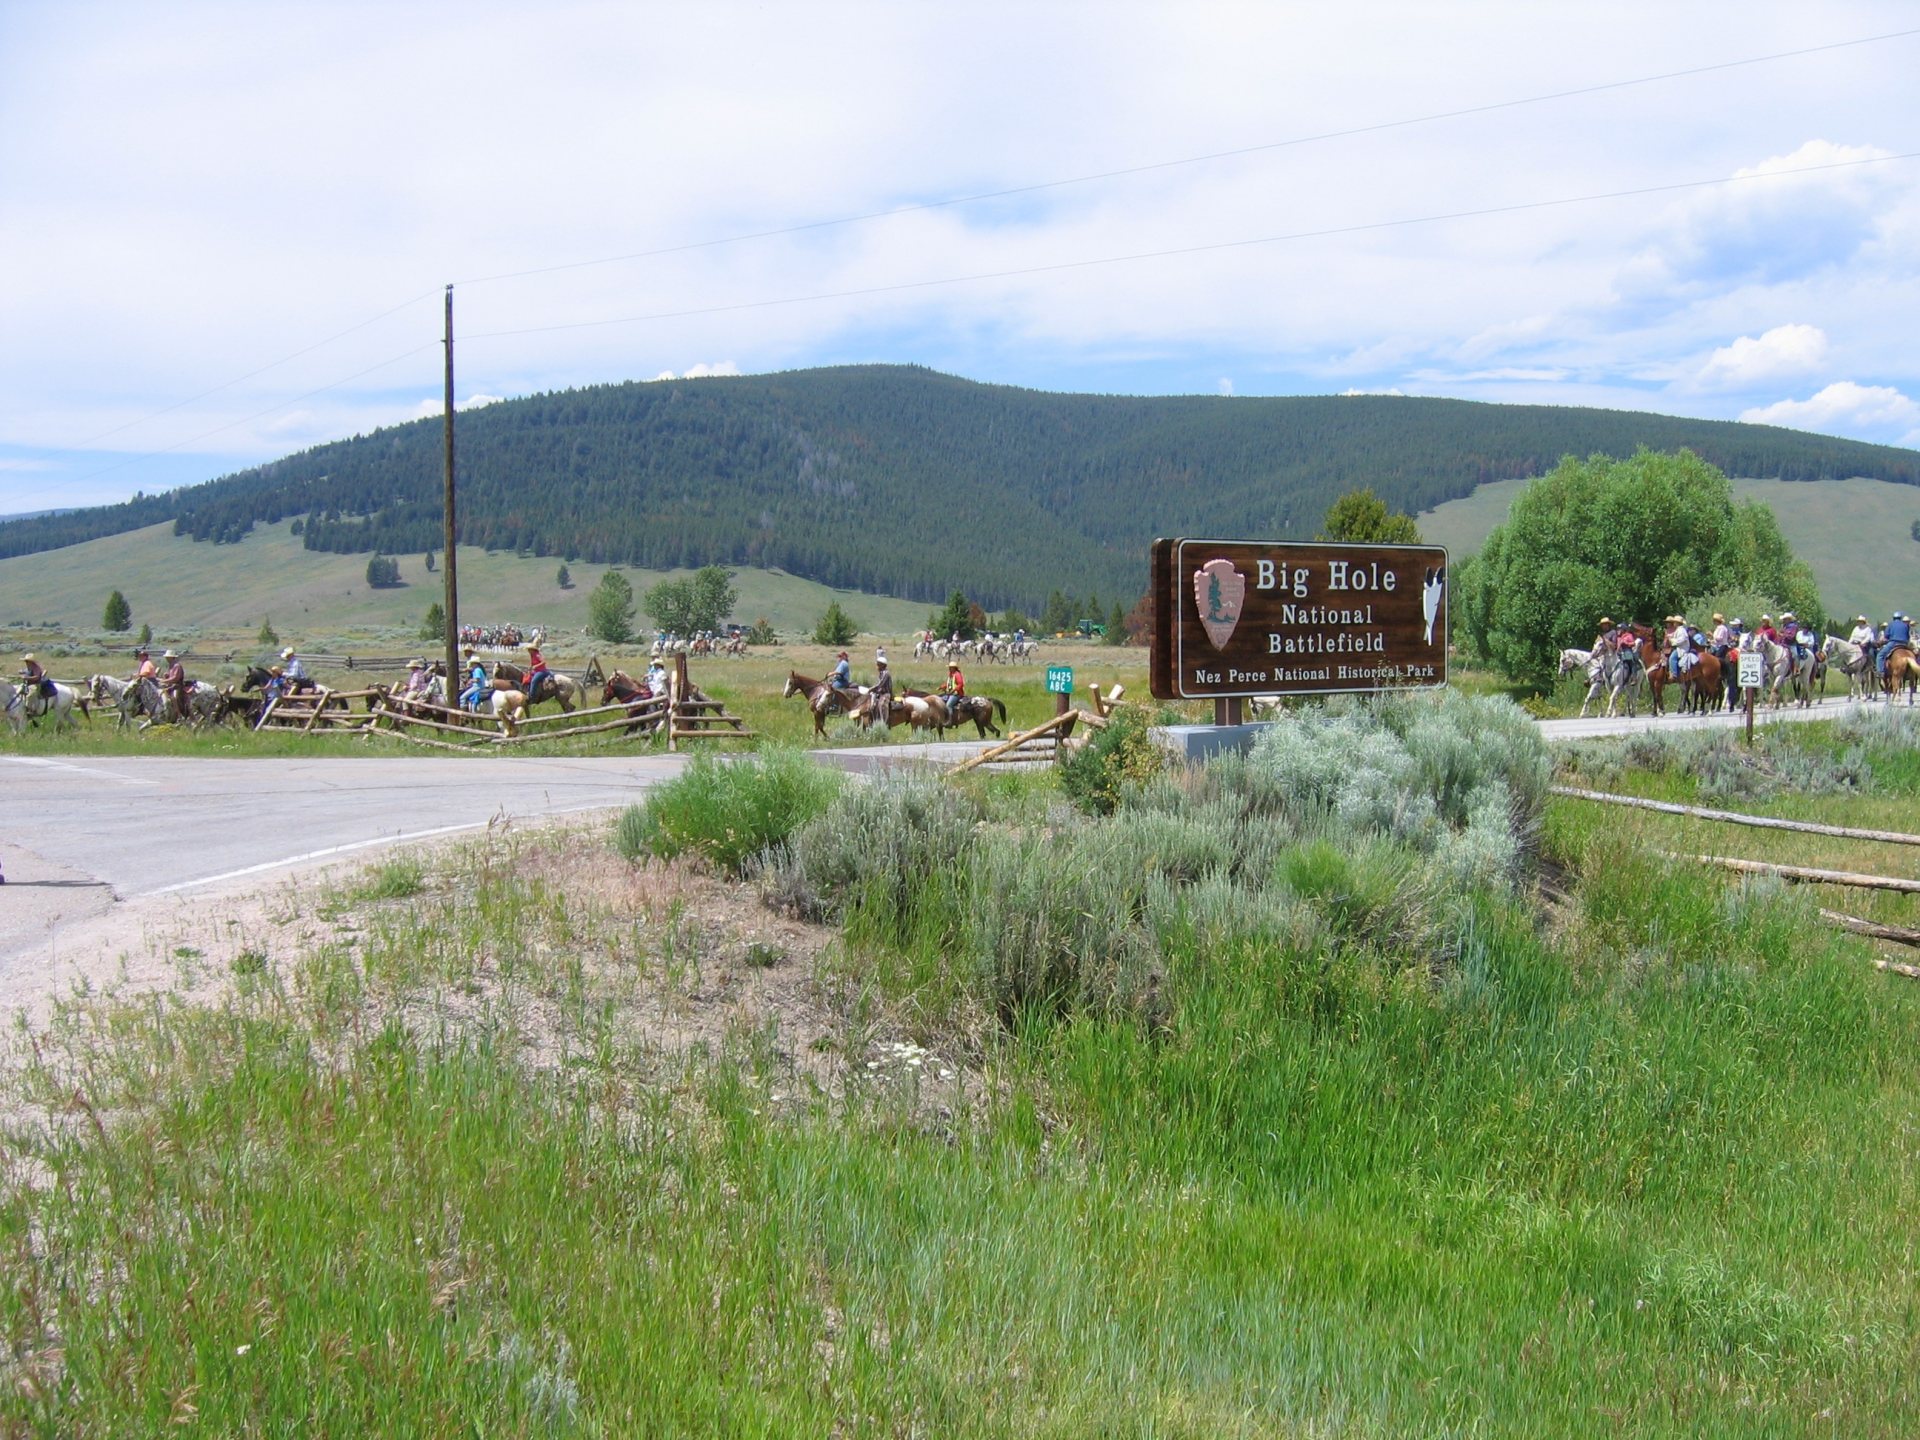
[782,671,862,739]
[1887,647,1920,705]
[602,671,667,735]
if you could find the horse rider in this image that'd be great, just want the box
[939,660,967,723]
[1849,614,1875,653]
[18,652,52,699]
[523,639,552,704]
[1664,615,1693,679]
[279,647,308,692]
[646,659,669,698]
[830,651,852,692]
[161,649,189,723]
[1708,613,1732,658]
[1877,611,1912,679]
[868,657,894,725]
[263,663,288,703]
[129,645,160,712]
[1755,614,1780,647]
[874,643,888,670]
[460,647,489,711]
[402,658,435,704]
[1780,612,1814,667]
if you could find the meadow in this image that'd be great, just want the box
[5,698,1920,1434]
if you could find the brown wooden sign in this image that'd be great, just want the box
[1150,538,1449,701]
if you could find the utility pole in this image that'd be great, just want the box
[442,285,460,688]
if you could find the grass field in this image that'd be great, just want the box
[2,519,937,638]
[8,705,1920,1433]
[1419,475,1920,624]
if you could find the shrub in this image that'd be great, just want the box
[811,601,858,646]
[615,748,842,876]
[1059,706,1165,816]
[759,771,978,923]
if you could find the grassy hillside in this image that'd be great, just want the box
[1420,475,1920,624]
[6,521,935,637]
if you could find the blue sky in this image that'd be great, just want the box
[2,1,1917,514]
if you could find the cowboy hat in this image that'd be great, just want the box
[280,648,295,659]
[948,661,960,670]
[408,658,425,669]
[19,653,33,662]
[1598,616,1613,627]
[1711,613,1724,622]
[1857,615,1869,623]
[163,649,178,659]
[837,651,848,659]
[1760,613,1773,622]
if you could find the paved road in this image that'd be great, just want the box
[1,694,1883,972]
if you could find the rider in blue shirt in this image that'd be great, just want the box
[460,649,489,711]
[830,651,851,690]
[1878,612,1912,677]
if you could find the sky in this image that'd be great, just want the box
[2,1,1917,515]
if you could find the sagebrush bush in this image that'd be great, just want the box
[757,771,979,923]
[1058,705,1164,816]
[1244,690,1548,890]
[614,747,842,875]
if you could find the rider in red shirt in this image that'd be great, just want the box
[523,640,551,704]
[939,661,967,723]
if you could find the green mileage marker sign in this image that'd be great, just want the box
[1149,537,1450,700]
[1045,665,1074,695]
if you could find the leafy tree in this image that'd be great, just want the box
[258,617,278,646]
[424,550,435,572]
[1105,602,1128,645]
[588,571,636,643]
[645,565,738,634]
[136,622,152,646]
[1463,448,1820,682]
[1322,488,1423,544]
[420,601,446,641]
[933,589,977,640]
[1040,590,1075,635]
[556,563,572,589]
[746,617,778,645]
[996,607,1033,634]
[365,554,402,588]
[812,600,858,646]
[102,589,131,632]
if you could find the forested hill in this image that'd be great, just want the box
[12,365,1919,609]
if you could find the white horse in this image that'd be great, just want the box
[4,678,81,733]
[489,687,528,737]
[1575,645,1642,719]
[1739,634,1795,708]
[1822,636,1874,701]
[90,673,168,728]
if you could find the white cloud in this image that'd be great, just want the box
[410,392,507,420]
[1341,387,1406,397]
[1694,324,1828,390]
[1740,381,1920,443]
[649,362,742,382]
[1216,377,1233,396]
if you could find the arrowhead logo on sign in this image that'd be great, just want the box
[1192,559,1245,650]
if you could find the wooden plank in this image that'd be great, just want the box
[1820,908,1920,948]
[301,686,332,733]
[1666,852,1920,895]
[1875,956,1920,981]
[670,727,756,740]
[947,710,1081,775]
[499,713,667,743]
[362,723,494,753]
[1553,786,1920,847]
[369,705,497,739]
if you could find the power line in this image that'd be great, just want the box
[461,150,1920,344]
[450,26,1920,288]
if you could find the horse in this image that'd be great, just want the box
[1578,643,1642,720]
[782,671,863,739]
[90,673,167,728]
[856,693,946,736]
[489,688,529,736]
[492,661,582,713]
[1786,641,1821,708]
[5,677,81,733]
[1678,649,1723,715]
[1739,635,1794,708]
[603,671,667,735]
[1823,636,1874,701]
[1885,647,1920,706]
[933,693,1009,739]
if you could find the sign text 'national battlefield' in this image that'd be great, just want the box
[1150,538,1449,701]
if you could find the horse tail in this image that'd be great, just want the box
[991,697,1007,725]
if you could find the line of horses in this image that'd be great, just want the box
[783,671,1007,740]
[1558,629,1920,719]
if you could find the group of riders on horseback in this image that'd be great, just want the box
[831,648,973,727]
[1571,606,1920,718]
